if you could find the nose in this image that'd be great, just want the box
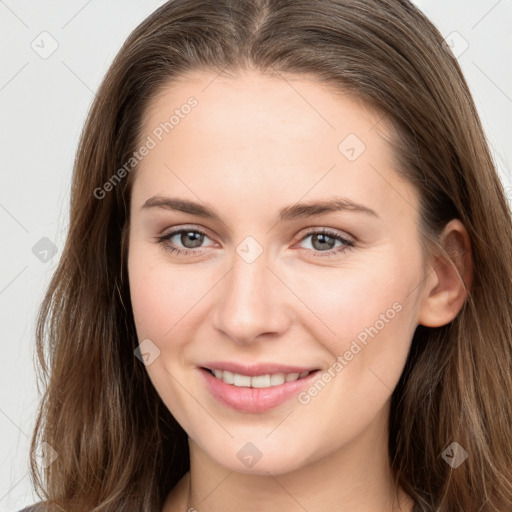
[212,249,290,345]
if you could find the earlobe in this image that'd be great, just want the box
[417,219,473,328]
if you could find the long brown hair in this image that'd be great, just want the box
[29,1,512,511]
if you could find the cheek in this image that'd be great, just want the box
[128,259,173,339]
[284,252,418,353]
[128,246,218,343]
[286,251,420,423]
[291,263,417,454]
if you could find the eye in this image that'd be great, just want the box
[296,228,355,257]
[156,226,355,258]
[156,227,214,256]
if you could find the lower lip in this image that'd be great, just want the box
[199,368,319,413]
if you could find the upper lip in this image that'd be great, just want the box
[200,361,319,376]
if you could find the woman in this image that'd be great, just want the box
[21,0,512,511]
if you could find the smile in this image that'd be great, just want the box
[206,368,313,388]
[199,365,321,413]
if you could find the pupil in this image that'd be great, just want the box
[313,233,335,251]
[181,231,204,248]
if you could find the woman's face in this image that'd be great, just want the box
[128,70,429,475]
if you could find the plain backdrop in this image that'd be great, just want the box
[1,1,511,510]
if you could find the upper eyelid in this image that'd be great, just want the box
[160,225,213,239]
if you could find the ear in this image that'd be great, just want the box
[417,219,473,327]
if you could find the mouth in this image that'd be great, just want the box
[202,367,317,389]
[199,365,321,413]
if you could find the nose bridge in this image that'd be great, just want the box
[213,243,286,343]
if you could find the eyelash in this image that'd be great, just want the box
[156,227,355,258]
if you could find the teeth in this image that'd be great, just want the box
[223,370,234,384]
[209,369,312,388]
[251,374,271,388]
[233,373,251,387]
[270,374,285,386]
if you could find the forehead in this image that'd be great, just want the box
[142,70,385,147]
[133,70,417,224]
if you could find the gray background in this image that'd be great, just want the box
[1,1,511,510]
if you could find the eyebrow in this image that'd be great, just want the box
[141,195,379,221]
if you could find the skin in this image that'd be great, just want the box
[127,70,472,512]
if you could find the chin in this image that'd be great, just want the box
[199,435,318,476]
